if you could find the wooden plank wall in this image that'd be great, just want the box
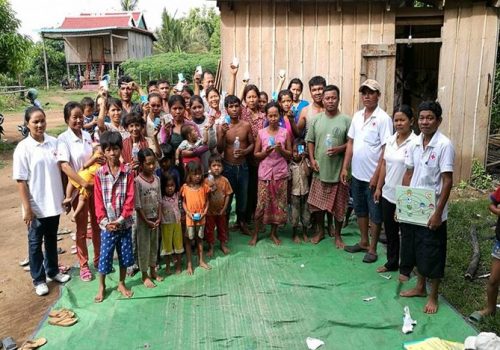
[219,1,395,117]
[437,2,499,181]
[64,35,129,64]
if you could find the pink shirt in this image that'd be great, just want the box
[257,127,289,181]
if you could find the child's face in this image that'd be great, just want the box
[279,94,293,112]
[109,104,122,124]
[149,97,162,116]
[158,83,170,100]
[104,145,122,163]
[189,171,203,185]
[266,107,280,127]
[188,128,198,143]
[245,90,258,110]
[160,157,171,170]
[259,95,268,112]
[292,145,301,161]
[165,180,176,196]
[127,122,143,138]
[142,155,157,174]
[191,100,204,119]
[210,161,223,176]
[83,106,94,116]
[227,102,241,119]
[148,85,159,94]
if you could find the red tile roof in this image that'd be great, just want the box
[60,14,133,30]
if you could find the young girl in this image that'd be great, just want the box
[276,90,297,140]
[190,95,216,172]
[374,105,416,277]
[63,144,103,221]
[180,161,212,275]
[122,112,161,167]
[288,78,309,122]
[135,148,163,288]
[144,92,170,139]
[259,91,269,113]
[96,97,130,141]
[160,174,184,274]
[249,101,292,246]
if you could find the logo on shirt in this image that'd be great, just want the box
[426,152,437,167]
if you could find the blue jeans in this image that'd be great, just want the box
[28,215,60,286]
[351,177,382,225]
[223,160,249,223]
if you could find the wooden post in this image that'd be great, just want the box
[66,64,70,80]
[42,37,49,90]
[110,34,115,73]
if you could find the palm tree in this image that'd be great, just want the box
[120,0,138,11]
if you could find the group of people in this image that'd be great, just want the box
[19,62,494,316]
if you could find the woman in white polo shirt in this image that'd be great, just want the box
[13,107,71,296]
[399,101,454,314]
[57,101,104,282]
[374,105,416,279]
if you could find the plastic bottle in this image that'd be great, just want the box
[233,136,240,158]
[132,143,140,160]
[325,134,333,149]
[207,170,214,183]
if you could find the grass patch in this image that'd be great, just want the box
[444,198,500,333]
[46,124,67,137]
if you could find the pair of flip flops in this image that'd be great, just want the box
[57,228,72,235]
[48,308,78,327]
[20,338,47,350]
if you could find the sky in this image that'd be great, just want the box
[10,0,216,41]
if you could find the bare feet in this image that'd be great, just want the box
[220,243,230,255]
[199,261,211,270]
[400,287,427,298]
[240,222,251,236]
[175,266,182,274]
[270,234,281,246]
[377,266,389,273]
[186,264,193,275]
[117,283,133,298]
[424,296,439,314]
[292,235,301,243]
[94,285,105,303]
[151,274,164,282]
[248,236,257,246]
[206,246,214,258]
[302,235,309,243]
[142,277,156,288]
[310,233,324,244]
[399,274,410,283]
[334,238,345,249]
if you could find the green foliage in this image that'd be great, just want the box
[0,0,32,76]
[0,93,23,111]
[469,159,494,191]
[23,39,66,86]
[154,6,220,55]
[121,52,219,84]
[490,63,500,134]
[120,0,138,11]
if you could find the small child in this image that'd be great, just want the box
[205,154,233,257]
[81,97,97,138]
[135,148,163,288]
[180,161,212,275]
[175,124,205,167]
[160,173,184,274]
[157,143,181,190]
[94,131,135,303]
[469,186,500,322]
[289,139,311,243]
[63,143,103,221]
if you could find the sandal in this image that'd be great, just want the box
[57,228,72,235]
[468,311,483,323]
[344,243,368,253]
[80,268,92,282]
[49,308,75,318]
[20,337,47,350]
[362,252,378,263]
[48,316,78,327]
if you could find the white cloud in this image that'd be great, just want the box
[10,0,216,41]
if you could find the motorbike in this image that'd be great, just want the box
[17,88,49,138]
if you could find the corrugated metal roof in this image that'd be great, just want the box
[60,15,133,30]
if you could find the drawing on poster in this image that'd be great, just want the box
[395,185,436,226]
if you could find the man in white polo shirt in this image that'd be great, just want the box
[399,101,454,314]
[341,79,393,263]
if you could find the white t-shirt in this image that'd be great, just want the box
[57,128,93,171]
[348,106,393,182]
[13,134,64,218]
[382,131,417,203]
[405,131,455,221]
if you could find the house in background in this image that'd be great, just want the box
[40,11,155,86]
[214,0,500,181]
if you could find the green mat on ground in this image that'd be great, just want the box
[35,224,476,349]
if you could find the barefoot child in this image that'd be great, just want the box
[399,101,454,314]
[180,161,212,275]
[64,144,103,221]
[205,154,233,256]
[469,187,500,322]
[289,139,311,243]
[135,148,163,288]
[94,131,135,302]
[160,174,184,274]
[249,101,292,246]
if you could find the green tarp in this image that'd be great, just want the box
[35,225,476,349]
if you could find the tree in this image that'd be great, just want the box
[154,9,186,53]
[0,0,32,76]
[23,39,66,86]
[120,0,138,11]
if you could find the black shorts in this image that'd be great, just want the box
[400,221,447,279]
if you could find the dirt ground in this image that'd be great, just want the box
[0,109,79,346]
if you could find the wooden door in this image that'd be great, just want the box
[360,44,396,115]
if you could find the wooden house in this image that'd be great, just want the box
[214,0,500,180]
[40,12,155,85]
